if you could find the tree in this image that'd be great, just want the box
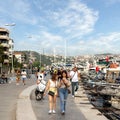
[0,45,4,64]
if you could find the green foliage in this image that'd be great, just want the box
[0,45,4,63]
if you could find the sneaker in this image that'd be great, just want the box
[75,92,77,95]
[72,95,74,98]
[48,110,52,114]
[61,111,65,115]
[52,110,56,114]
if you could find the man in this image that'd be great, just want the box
[70,66,80,97]
[21,69,27,85]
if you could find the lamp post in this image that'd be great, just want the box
[64,39,67,68]
[39,51,41,69]
[5,23,16,26]
[11,40,14,74]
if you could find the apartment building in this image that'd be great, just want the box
[14,51,25,63]
[0,27,13,73]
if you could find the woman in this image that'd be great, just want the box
[16,69,21,85]
[44,73,58,114]
[58,70,71,115]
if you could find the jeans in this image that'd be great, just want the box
[71,82,79,96]
[59,88,68,112]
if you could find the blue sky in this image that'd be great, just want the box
[0,0,120,56]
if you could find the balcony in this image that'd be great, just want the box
[0,35,9,40]
[4,51,9,55]
[0,28,9,33]
[1,43,9,48]
[4,59,9,63]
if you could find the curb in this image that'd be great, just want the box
[74,86,108,120]
[16,84,37,120]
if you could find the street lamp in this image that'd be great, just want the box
[5,23,16,26]
[64,39,67,68]
[39,51,41,69]
[10,40,14,74]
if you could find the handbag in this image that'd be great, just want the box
[67,88,71,94]
[48,91,55,96]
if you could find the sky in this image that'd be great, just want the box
[0,0,120,56]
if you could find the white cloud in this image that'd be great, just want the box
[0,0,38,25]
[67,32,120,55]
[47,0,99,40]
[1,0,120,56]
[13,0,99,55]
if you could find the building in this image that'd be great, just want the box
[14,51,25,63]
[0,27,14,73]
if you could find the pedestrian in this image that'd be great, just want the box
[16,69,21,85]
[21,69,27,85]
[58,70,71,115]
[57,68,62,81]
[70,66,80,97]
[44,73,58,114]
[1,72,8,83]
[36,69,44,79]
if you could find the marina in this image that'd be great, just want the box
[79,58,120,120]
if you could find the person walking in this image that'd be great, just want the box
[70,66,80,97]
[36,69,44,79]
[1,72,8,83]
[16,69,21,85]
[21,69,27,85]
[58,70,71,115]
[44,73,58,114]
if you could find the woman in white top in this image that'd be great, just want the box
[44,73,58,114]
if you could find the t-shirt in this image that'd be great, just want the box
[70,71,79,82]
[21,71,27,78]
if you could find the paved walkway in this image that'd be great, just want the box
[31,89,87,120]
[31,83,108,120]
[0,74,108,120]
[0,75,36,120]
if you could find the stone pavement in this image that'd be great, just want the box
[31,89,87,120]
[31,83,108,120]
[0,74,108,120]
[0,75,36,120]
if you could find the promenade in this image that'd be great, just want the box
[0,74,108,120]
[0,75,35,120]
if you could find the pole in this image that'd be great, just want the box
[39,52,41,69]
[65,39,67,68]
[11,44,14,74]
